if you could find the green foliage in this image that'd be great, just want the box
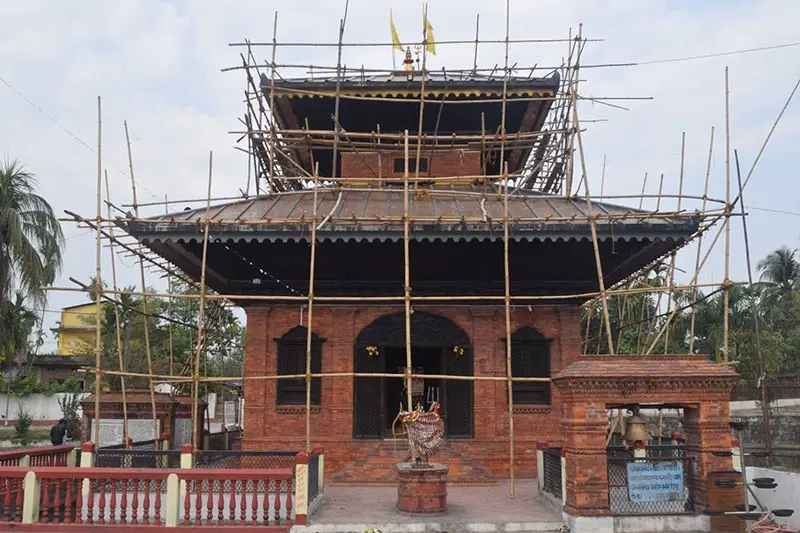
[0,375,82,397]
[14,408,33,443]
[79,279,245,394]
[582,245,800,383]
[58,392,82,441]
[0,160,64,332]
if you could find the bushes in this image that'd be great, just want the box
[0,376,82,397]
[14,408,33,443]
[58,392,82,442]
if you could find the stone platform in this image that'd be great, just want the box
[292,479,563,533]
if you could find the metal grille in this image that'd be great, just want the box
[195,450,297,471]
[510,341,550,404]
[444,346,473,439]
[353,376,382,438]
[308,453,320,503]
[542,448,562,499]
[607,455,695,515]
[277,334,321,406]
[95,450,181,469]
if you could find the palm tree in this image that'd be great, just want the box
[0,160,64,317]
[756,246,800,298]
[0,292,39,367]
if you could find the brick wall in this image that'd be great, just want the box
[242,304,580,483]
[340,150,481,180]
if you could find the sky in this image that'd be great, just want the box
[1,0,799,353]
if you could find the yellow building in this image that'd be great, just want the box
[52,303,97,355]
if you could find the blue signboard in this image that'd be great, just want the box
[626,461,685,502]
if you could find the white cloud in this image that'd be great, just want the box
[2,0,799,350]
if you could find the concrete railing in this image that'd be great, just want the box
[0,442,306,529]
[0,444,76,468]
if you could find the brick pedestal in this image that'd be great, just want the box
[396,462,448,515]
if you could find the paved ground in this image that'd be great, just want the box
[302,480,564,532]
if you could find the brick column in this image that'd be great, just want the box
[683,401,734,510]
[561,398,609,516]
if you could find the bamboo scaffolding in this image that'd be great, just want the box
[403,129,413,417]
[93,96,103,445]
[499,0,516,499]
[47,280,738,304]
[689,127,715,353]
[165,195,175,378]
[228,37,603,48]
[304,162,320,454]
[66,208,722,227]
[191,152,215,452]
[125,121,160,443]
[104,172,129,441]
[663,132,686,352]
[81,368,554,383]
[722,67,732,363]
[571,25,615,354]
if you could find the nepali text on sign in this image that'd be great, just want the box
[626,461,685,502]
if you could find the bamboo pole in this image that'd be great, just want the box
[268,12,278,191]
[165,195,175,378]
[503,163,517,497]
[571,25,614,354]
[83,368,554,383]
[734,149,773,466]
[124,121,159,443]
[191,152,214,452]
[47,280,736,305]
[499,0,515,497]
[723,67,731,363]
[93,96,103,445]
[105,172,129,441]
[663,132,686,352]
[617,173,649,352]
[646,222,728,354]
[689,127,715,354]
[403,129,413,415]
[304,162,320,454]
[330,2,349,182]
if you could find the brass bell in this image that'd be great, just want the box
[624,415,651,443]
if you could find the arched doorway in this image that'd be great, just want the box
[353,311,473,440]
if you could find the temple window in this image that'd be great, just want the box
[393,157,428,173]
[275,326,323,405]
[507,327,551,405]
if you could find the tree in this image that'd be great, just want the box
[0,292,39,368]
[757,246,800,301]
[0,160,64,317]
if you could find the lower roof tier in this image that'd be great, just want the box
[122,187,700,305]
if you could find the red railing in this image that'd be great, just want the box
[0,469,27,523]
[0,466,295,529]
[178,469,294,526]
[0,445,73,467]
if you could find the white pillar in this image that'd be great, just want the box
[21,471,41,524]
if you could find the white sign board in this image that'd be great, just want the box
[627,461,685,502]
[96,419,161,448]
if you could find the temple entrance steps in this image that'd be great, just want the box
[328,440,497,484]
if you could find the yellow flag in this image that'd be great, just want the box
[390,10,404,53]
[425,17,436,55]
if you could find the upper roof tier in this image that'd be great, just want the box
[262,70,560,179]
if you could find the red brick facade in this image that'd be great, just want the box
[242,304,582,483]
[340,150,481,180]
